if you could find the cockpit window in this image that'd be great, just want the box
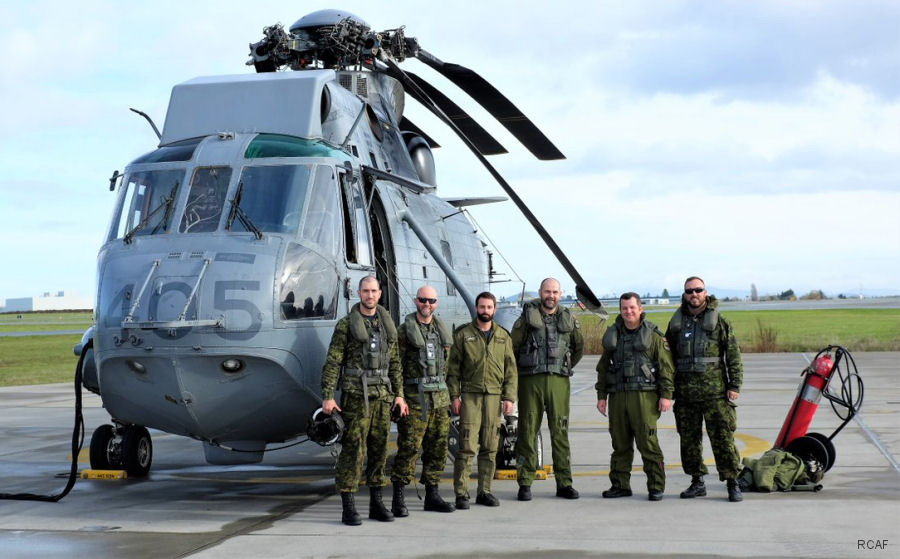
[110,169,184,240]
[300,166,341,255]
[232,165,312,234]
[180,166,232,233]
[245,134,347,159]
[131,138,202,164]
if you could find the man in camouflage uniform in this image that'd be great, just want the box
[390,285,455,516]
[321,276,409,526]
[511,278,584,501]
[665,276,744,502]
[447,291,517,509]
[596,292,674,501]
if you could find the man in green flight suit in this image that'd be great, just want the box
[321,275,409,526]
[447,291,517,509]
[596,292,674,501]
[665,276,744,502]
[511,278,584,501]
[390,285,455,516]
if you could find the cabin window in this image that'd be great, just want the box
[130,137,201,164]
[441,240,456,296]
[180,166,232,233]
[244,134,345,159]
[299,166,341,256]
[232,165,312,234]
[109,169,185,240]
[279,243,339,320]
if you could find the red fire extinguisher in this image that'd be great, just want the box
[775,354,836,449]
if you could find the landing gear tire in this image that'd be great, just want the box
[89,424,115,470]
[122,425,153,477]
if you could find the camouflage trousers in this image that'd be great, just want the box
[335,390,392,492]
[674,398,741,481]
[453,392,502,497]
[515,373,573,488]
[607,391,665,492]
[391,399,451,486]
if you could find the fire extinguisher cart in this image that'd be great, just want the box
[775,345,864,474]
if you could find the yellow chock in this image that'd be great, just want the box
[80,469,128,480]
[494,469,548,480]
[543,464,554,473]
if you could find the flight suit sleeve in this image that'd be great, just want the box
[570,316,585,368]
[595,351,611,400]
[446,330,463,399]
[653,332,675,400]
[321,319,349,400]
[719,315,743,393]
[502,334,518,402]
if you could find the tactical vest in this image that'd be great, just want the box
[403,313,452,392]
[667,308,720,373]
[516,301,576,376]
[342,304,396,390]
[601,319,659,392]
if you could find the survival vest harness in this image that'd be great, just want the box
[403,313,453,420]
[342,304,397,413]
[667,307,721,373]
[516,301,576,376]
[601,318,660,392]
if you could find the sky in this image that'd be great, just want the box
[1,0,898,303]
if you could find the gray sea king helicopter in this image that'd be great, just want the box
[75,9,604,477]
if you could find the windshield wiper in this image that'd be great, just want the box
[226,181,263,240]
[124,180,180,244]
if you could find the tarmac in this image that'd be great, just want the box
[0,352,897,558]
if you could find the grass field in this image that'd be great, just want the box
[0,309,897,387]
[578,307,900,354]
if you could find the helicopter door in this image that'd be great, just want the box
[367,183,399,324]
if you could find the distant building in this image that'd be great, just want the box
[0,291,93,312]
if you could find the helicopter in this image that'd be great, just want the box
[75,9,604,477]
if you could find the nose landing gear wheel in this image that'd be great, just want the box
[89,424,115,470]
[122,425,153,477]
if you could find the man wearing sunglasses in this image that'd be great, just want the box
[391,285,456,516]
[665,276,745,502]
[510,278,584,501]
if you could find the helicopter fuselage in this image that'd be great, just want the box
[88,69,490,465]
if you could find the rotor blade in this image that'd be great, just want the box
[382,58,603,313]
[399,116,441,148]
[416,49,565,161]
[403,71,507,156]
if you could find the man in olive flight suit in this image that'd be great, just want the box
[447,291,517,509]
[321,276,409,526]
[665,276,744,502]
[390,285,455,516]
[511,278,584,501]
[596,292,674,501]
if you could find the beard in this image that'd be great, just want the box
[541,298,557,312]
[477,312,494,323]
[360,298,377,310]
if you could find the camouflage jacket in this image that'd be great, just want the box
[320,304,402,401]
[664,296,743,402]
[446,320,517,401]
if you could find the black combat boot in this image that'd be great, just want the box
[680,476,707,499]
[424,484,455,512]
[727,479,743,502]
[369,486,395,521]
[340,492,362,526]
[391,482,409,517]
